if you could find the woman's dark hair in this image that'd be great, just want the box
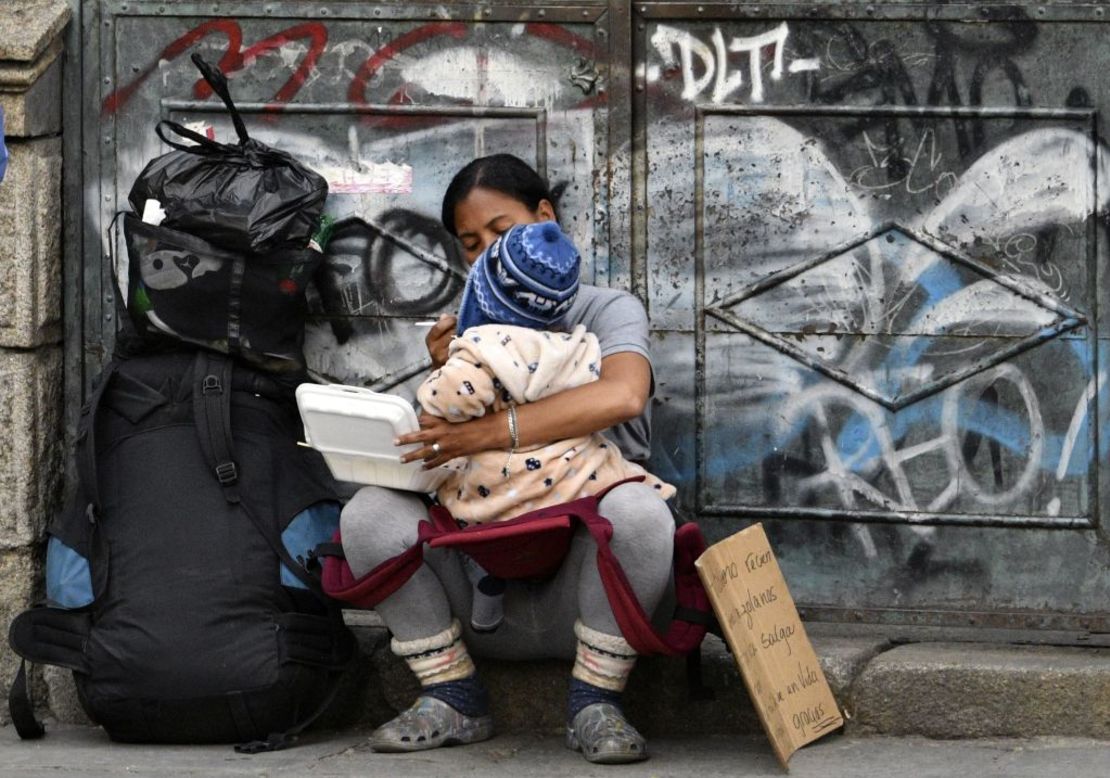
[441,154,556,236]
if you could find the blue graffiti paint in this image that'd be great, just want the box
[698,342,1097,487]
[694,247,1100,495]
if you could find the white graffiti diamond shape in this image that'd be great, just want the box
[707,223,1086,411]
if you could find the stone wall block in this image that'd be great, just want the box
[0,137,63,347]
[0,547,40,725]
[0,54,62,137]
[43,665,92,726]
[0,347,64,547]
[0,2,72,64]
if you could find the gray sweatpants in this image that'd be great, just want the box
[340,482,676,660]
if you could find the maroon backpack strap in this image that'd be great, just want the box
[428,514,575,580]
[573,499,711,657]
[666,523,713,651]
[574,506,678,656]
[318,474,714,656]
[320,519,445,609]
[428,504,458,533]
[321,478,644,609]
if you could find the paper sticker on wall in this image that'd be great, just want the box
[183,121,216,142]
[319,162,414,195]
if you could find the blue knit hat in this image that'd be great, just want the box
[456,221,580,334]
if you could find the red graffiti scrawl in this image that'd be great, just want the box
[347,21,469,105]
[197,22,328,107]
[102,17,603,117]
[101,18,327,115]
[101,18,241,115]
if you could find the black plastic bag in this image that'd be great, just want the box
[120,214,321,374]
[128,54,327,255]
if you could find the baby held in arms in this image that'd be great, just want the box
[416,221,675,528]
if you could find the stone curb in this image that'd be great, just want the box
[317,625,890,736]
[319,626,1110,741]
[41,624,1110,741]
[848,642,1110,739]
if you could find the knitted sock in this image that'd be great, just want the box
[567,677,622,724]
[392,619,476,686]
[422,675,490,719]
[571,620,637,692]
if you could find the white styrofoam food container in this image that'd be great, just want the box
[295,383,449,493]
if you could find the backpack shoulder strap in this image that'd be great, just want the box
[192,352,240,503]
[191,352,329,596]
[8,661,43,740]
[75,360,120,521]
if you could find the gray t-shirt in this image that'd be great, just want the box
[553,284,653,463]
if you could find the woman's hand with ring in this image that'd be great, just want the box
[396,413,491,469]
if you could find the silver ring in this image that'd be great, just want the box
[431,442,441,455]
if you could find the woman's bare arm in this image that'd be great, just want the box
[397,351,651,468]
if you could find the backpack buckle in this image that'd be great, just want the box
[215,461,239,485]
[202,375,223,395]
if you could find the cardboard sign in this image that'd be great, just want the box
[695,523,843,769]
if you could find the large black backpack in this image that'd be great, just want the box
[8,351,355,751]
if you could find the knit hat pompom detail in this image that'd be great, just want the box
[457,221,580,334]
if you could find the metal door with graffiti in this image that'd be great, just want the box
[75,1,1109,633]
[635,3,1108,632]
[83,0,615,391]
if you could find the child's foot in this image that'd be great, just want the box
[470,575,506,633]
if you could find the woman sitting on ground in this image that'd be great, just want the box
[340,154,676,765]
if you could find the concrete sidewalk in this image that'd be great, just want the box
[1,725,1108,778]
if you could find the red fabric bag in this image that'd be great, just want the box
[320,480,711,656]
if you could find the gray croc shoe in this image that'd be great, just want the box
[565,702,649,764]
[369,696,494,753]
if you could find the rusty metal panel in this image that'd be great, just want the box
[636,4,1109,630]
[87,0,613,397]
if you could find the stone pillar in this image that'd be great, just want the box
[0,0,72,723]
